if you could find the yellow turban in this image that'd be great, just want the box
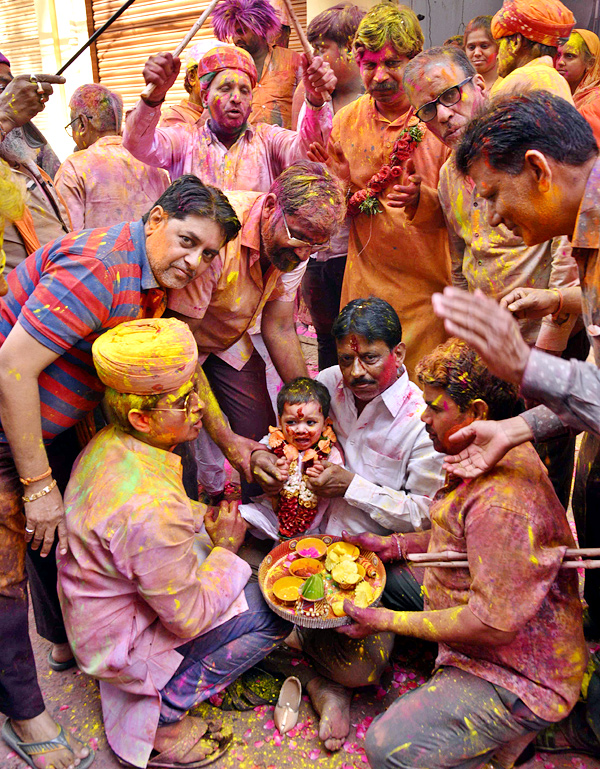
[492,0,574,47]
[92,318,198,395]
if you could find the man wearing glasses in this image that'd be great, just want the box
[56,84,169,231]
[169,161,346,501]
[403,45,582,509]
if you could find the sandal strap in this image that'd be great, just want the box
[17,724,71,756]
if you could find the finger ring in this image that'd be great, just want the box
[25,526,34,533]
[29,74,38,84]
[36,83,45,96]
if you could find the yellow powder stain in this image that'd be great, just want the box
[528,526,539,565]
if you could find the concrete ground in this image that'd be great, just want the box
[2,330,600,769]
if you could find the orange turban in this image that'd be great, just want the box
[492,0,575,47]
[197,45,258,90]
[92,318,198,395]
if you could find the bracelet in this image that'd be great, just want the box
[141,94,165,108]
[391,532,405,561]
[20,467,52,485]
[304,95,327,111]
[550,288,564,320]
[22,478,57,503]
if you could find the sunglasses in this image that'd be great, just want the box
[279,203,330,251]
[415,76,474,123]
[147,389,199,417]
[64,114,92,137]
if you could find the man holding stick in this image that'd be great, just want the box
[339,338,586,769]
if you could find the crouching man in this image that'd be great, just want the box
[57,318,291,769]
[340,338,587,769]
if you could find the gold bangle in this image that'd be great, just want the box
[550,288,564,319]
[20,467,52,485]
[22,478,57,503]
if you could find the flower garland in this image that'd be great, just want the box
[347,119,425,217]
[268,423,337,538]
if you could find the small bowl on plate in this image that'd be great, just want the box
[290,558,324,578]
[295,538,328,559]
[273,576,305,603]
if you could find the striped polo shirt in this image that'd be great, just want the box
[0,220,166,443]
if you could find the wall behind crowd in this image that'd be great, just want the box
[0,0,597,162]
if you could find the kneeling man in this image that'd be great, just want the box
[341,339,587,769]
[57,318,291,769]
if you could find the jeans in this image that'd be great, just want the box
[159,583,291,723]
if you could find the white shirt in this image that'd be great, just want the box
[317,367,445,536]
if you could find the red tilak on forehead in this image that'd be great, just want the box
[350,335,359,352]
[297,407,304,419]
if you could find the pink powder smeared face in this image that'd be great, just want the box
[280,400,325,452]
[421,383,474,455]
[336,334,405,403]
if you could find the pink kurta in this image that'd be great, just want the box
[57,425,251,768]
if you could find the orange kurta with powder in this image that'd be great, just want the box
[249,45,302,129]
[332,95,451,377]
[490,56,575,102]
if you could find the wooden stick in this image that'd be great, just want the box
[407,558,600,570]
[408,547,600,563]
[280,0,312,59]
[141,0,220,100]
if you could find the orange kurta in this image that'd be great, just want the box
[331,95,451,377]
[249,46,302,129]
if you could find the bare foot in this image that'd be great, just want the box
[51,642,74,664]
[284,628,303,651]
[11,710,90,769]
[154,717,222,764]
[306,676,352,751]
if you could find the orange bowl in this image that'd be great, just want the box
[296,538,327,559]
[273,576,304,603]
[290,558,324,578]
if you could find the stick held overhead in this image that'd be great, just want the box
[141,0,220,100]
[56,0,138,76]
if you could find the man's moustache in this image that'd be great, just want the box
[350,378,376,387]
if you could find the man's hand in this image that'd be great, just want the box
[251,450,288,494]
[302,54,336,107]
[501,287,561,320]
[442,416,534,479]
[142,53,181,102]
[337,602,393,638]
[223,434,264,483]
[305,460,354,498]
[205,500,247,553]
[24,484,67,557]
[386,159,421,216]
[0,74,65,130]
[307,141,329,164]
[432,287,531,385]
[341,529,396,562]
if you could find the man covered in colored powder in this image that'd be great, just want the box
[253,298,445,537]
[0,176,240,769]
[55,84,170,231]
[168,162,346,501]
[327,2,451,377]
[403,45,583,507]
[56,318,291,769]
[240,376,344,539]
[212,0,302,129]
[431,92,600,757]
[159,43,208,129]
[123,43,335,193]
[489,0,575,101]
[339,338,586,769]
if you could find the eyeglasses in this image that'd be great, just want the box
[147,389,199,417]
[279,203,330,251]
[415,76,474,123]
[64,114,92,138]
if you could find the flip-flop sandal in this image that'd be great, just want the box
[1,718,95,769]
[48,648,78,672]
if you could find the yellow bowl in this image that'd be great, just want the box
[327,541,360,561]
[296,538,328,559]
[273,576,305,603]
[331,561,366,590]
[290,558,324,578]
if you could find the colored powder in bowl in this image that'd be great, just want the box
[298,546,320,558]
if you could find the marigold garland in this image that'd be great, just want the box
[268,423,337,537]
[347,120,425,216]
